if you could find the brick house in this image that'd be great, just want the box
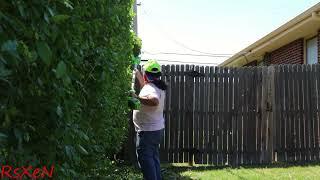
[220,3,320,67]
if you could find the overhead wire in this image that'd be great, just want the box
[140,6,233,57]
[141,59,219,65]
[143,51,232,57]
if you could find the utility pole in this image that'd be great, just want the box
[127,0,139,167]
[133,0,138,34]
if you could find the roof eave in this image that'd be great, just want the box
[219,2,320,67]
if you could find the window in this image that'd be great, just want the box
[306,37,318,64]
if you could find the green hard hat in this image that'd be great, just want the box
[143,59,161,73]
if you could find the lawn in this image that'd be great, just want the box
[113,163,320,179]
[162,163,320,180]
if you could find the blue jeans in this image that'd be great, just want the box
[136,129,163,180]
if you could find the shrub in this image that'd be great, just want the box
[0,0,135,178]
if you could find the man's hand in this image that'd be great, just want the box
[128,90,158,106]
[129,90,138,98]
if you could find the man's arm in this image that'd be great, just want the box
[138,95,159,106]
[134,69,145,89]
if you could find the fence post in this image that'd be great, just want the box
[261,67,267,163]
[261,66,275,163]
[266,66,275,163]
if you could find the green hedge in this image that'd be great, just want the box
[0,0,135,178]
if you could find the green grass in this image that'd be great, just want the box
[111,163,320,180]
[165,163,320,180]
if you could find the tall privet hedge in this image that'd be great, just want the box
[0,0,135,178]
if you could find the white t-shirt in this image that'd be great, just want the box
[133,83,165,132]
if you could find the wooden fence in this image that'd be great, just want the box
[158,64,320,166]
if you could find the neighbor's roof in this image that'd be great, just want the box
[219,3,320,67]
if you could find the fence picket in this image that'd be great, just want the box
[222,67,228,165]
[232,68,239,166]
[184,64,193,163]
[164,65,170,162]
[228,67,234,165]
[295,65,301,162]
[305,65,311,161]
[178,65,185,162]
[193,66,200,163]
[199,66,205,163]
[213,66,219,165]
[168,65,174,162]
[173,65,180,162]
[256,67,263,163]
[208,66,215,164]
[292,65,299,161]
[310,65,317,161]
[203,66,210,164]
[316,65,320,160]
[238,68,245,164]
[279,65,285,161]
[249,68,257,164]
[218,67,223,165]
[284,65,290,162]
[298,65,305,161]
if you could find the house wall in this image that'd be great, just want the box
[266,38,304,65]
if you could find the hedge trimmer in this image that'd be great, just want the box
[128,56,141,110]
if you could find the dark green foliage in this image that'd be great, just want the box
[133,35,142,57]
[0,0,135,178]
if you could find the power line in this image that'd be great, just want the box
[143,51,232,57]
[140,6,232,56]
[142,59,220,65]
[165,38,231,56]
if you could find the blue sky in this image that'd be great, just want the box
[137,0,320,65]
